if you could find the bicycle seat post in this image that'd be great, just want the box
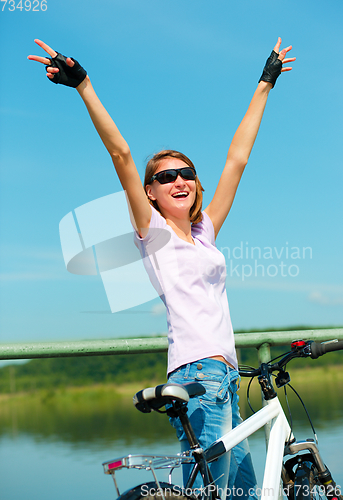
[167,401,216,499]
[167,401,202,451]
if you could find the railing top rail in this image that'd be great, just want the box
[1,328,342,361]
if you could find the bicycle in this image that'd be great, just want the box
[102,339,343,500]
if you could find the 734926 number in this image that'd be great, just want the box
[1,0,47,11]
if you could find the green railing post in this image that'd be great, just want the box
[257,342,271,364]
[257,343,272,446]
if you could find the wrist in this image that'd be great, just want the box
[258,80,272,91]
[76,75,91,94]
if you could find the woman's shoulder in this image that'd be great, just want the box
[150,205,168,227]
[134,205,168,244]
[192,211,215,245]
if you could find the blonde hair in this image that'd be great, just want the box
[144,150,204,224]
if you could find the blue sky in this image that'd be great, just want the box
[0,0,342,345]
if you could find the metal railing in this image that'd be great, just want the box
[1,328,343,361]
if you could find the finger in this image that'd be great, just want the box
[47,73,55,79]
[273,37,282,54]
[28,55,52,65]
[66,57,75,67]
[278,45,293,61]
[282,57,296,64]
[46,67,59,73]
[281,67,293,72]
[34,39,57,58]
[278,49,288,62]
[282,45,293,54]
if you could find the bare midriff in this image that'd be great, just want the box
[209,355,235,370]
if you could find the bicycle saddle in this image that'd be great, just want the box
[133,382,206,413]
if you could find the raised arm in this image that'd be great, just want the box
[204,38,295,238]
[75,75,151,234]
[28,39,151,235]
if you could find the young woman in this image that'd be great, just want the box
[29,38,295,499]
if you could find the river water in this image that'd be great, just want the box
[1,380,343,500]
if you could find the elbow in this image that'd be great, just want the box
[230,156,249,173]
[111,144,131,162]
[227,150,249,172]
[237,157,249,169]
[233,151,249,168]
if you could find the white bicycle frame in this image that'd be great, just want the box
[103,391,330,500]
[209,396,292,500]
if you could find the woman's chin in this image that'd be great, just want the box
[172,200,194,213]
[172,194,195,208]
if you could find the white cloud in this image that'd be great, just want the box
[308,291,343,306]
[0,247,70,281]
[151,302,166,316]
[0,272,68,282]
[1,246,63,261]
[227,279,343,294]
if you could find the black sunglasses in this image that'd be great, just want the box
[149,167,197,185]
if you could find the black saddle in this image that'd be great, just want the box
[133,382,206,413]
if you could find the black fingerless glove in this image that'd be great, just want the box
[46,52,87,88]
[259,50,282,88]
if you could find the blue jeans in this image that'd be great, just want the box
[168,358,257,500]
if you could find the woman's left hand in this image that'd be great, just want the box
[274,37,296,72]
[259,37,296,87]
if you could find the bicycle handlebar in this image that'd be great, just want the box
[309,339,343,358]
[239,339,343,378]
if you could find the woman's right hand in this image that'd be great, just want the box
[28,39,87,88]
[29,39,151,232]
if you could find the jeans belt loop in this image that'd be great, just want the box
[230,368,240,391]
[217,372,229,400]
[184,363,191,379]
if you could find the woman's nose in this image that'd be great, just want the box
[174,173,186,186]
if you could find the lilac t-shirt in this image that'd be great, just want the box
[134,206,238,374]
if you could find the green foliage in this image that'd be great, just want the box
[0,352,168,394]
[2,368,343,445]
[0,386,176,443]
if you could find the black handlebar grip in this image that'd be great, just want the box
[310,340,343,359]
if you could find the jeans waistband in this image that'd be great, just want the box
[168,357,238,379]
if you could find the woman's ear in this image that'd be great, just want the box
[146,185,157,201]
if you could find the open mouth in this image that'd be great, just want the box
[172,192,189,199]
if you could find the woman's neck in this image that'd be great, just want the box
[165,216,194,245]
[157,205,194,244]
